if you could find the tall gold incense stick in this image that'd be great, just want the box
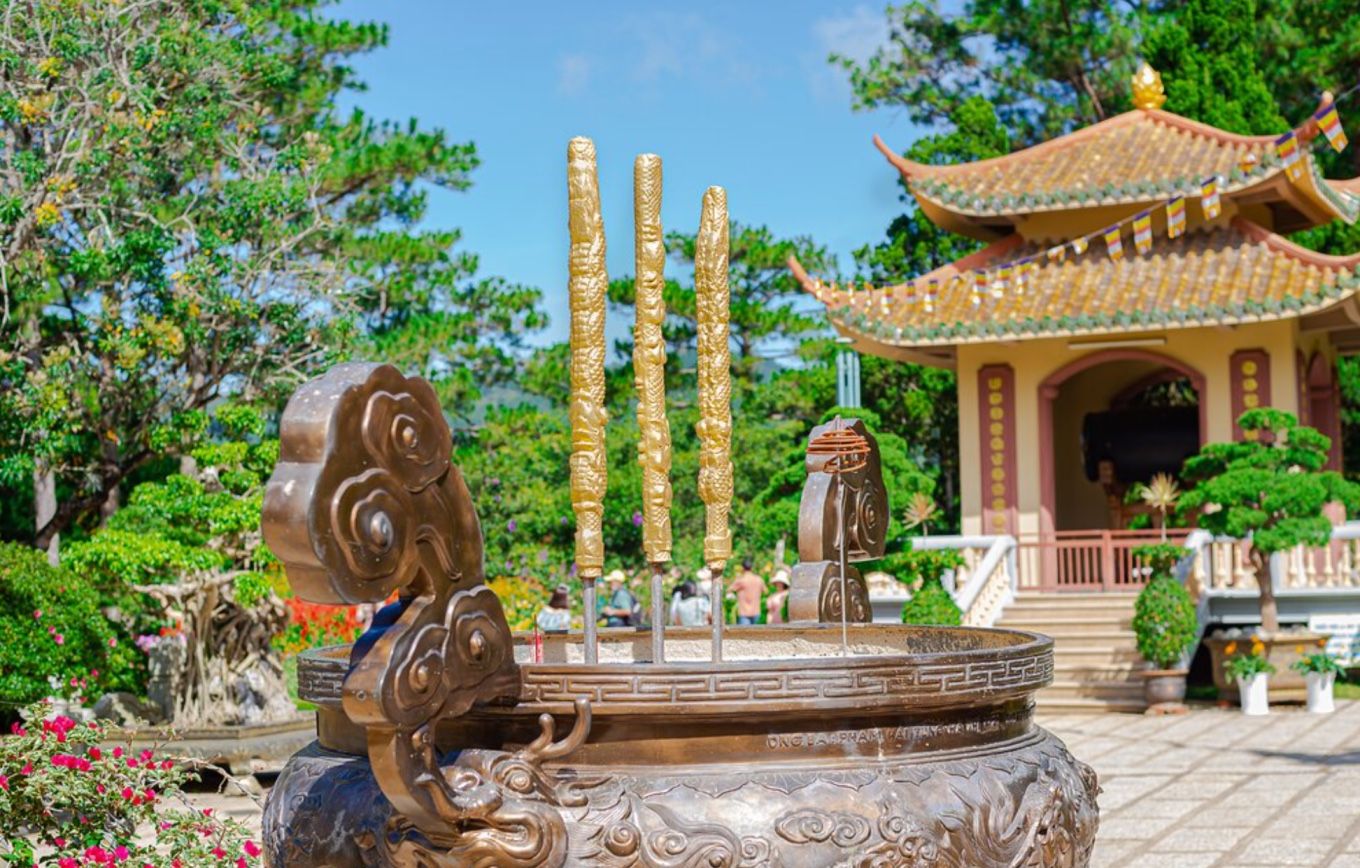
[695,186,732,661]
[567,137,609,663]
[633,154,672,663]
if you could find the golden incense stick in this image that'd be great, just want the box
[633,154,672,565]
[566,137,609,581]
[695,186,733,571]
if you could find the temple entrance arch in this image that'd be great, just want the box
[1038,350,1206,535]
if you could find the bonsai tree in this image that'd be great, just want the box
[1179,408,1360,633]
[1131,543,1198,669]
[895,548,965,625]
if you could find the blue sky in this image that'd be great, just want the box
[331,1,925,345]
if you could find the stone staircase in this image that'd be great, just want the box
[996,591,1146,713]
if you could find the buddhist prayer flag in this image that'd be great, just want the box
[1201,175,1221,220]
[1166,196,1186,239]
[1315,102,1348,153]
[1276,131,1304,181]
[975,270,990,300]
[1132,211,1153,255]
[923,279,937,312]
[1046,244,1066,263]
[1103,225,1124,261]
[1071,235,1089,256]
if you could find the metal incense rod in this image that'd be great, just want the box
[633,153,673,665]
[709,564,724,662]
[694,185,733,665]
[651,564,666,663]
[838,480,849,655]
[566,137,610,665]
[583,577,598,663]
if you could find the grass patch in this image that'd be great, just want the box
[1334,680,1360,700]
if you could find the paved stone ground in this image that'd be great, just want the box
[1041,700,1360,867]
[197,701,1360,864]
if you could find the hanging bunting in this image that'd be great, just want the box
[1046,244,1066,263]
[1132,211,1153,255]
[1238,152,1259,175]
[1275,131,1304,182]
[1103,225,1124,261]
[1071,235,1089,256]
[1166,196,1186,239]
[1315,101,1348,153]
[994,265,1012,297]
[923,278,937,313]
[1201,175,1221,220]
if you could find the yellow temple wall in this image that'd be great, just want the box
[956,320,1303,537]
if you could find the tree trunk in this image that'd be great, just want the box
[33,463,59,565]
[1251,546,1280,634]
[99,436,120,524]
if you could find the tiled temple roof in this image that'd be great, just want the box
[875,110,1360,225]
[791,219,1360,351]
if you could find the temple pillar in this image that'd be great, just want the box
[977,364,1018,537]
[1229,348,1271,440]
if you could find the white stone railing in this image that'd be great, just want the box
[911,535,1017,627]
[1181,522,1360,598]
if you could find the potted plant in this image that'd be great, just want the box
[1292,651,1343,714]
[1131,543,1198,710]
[1224,643,1276,715]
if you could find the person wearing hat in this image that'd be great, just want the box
[600,568,637,627]
[766,568,791,625]
[536,584,571,633]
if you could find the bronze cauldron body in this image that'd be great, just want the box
[259,364,1099,866]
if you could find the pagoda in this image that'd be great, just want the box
[793,65,1360,568]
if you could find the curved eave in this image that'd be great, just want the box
[873,104,1359,232]
[794,221,1360,358]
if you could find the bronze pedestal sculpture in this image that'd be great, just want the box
[260,141,1099,867]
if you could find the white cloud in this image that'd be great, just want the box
[557,53,592,96]
[812,5,888,66]
[623,12,759,89]
[805,5,888,103]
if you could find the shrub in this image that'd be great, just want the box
[1132,577,1198,669]
[880,548,965,589]
[0,705,259,865]
[901,579,963,626]
[0,544,139,706]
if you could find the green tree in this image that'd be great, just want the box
[1179,409,1360,632]
[63,407,289,726]
[607,223,834,386]
[0,0,540,551]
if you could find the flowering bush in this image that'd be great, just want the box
[0,544,139,705]
[486,576,550,633]
[1292,651,1344,675]
[1224,640,1277,681]
[276,598,365,656]
[0,705,259,866]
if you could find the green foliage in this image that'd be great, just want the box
[0,543,136,706]
[900,578,963,626]
[0,705,260,865]
[1142,0,1287,134]
[1292,652,1344,675]
[0,0,541,546]
[1133,542,1187,578]
[1180,410,1360,554]
[1132,576,1198,668]
[878,548,966,588]
[1224,650,1277,680]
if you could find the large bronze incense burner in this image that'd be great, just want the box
[259,140,1099,866]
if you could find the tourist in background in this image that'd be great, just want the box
[536,584,571,633]
[766,569,790,625]
[600,569,637,627]
[730,557,766,626]
[672,580,712,626]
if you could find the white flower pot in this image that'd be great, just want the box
[1305,671,1336,714]
[1237,673,1270,715]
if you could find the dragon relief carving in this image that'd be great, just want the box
[263,363,588,866]
[789,417,888,623]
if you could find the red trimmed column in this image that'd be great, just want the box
[978,364,1018,536]
[1230,349,1271,441]
[1306,352,1343,471]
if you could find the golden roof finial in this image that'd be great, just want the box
[1132,61,1166,111]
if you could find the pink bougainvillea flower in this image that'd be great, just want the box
[112,747,123,759]
[0,775,8,790]
[211,848,226,860]
[20,763,32,775]
[33,609,41,619]
[113,846,129,862]
[53,633,64,645]
[58,859,77,868]
[88,747,101,760]
[107,637,117,648]
[121,786,134,801]
[243,842,261,858]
